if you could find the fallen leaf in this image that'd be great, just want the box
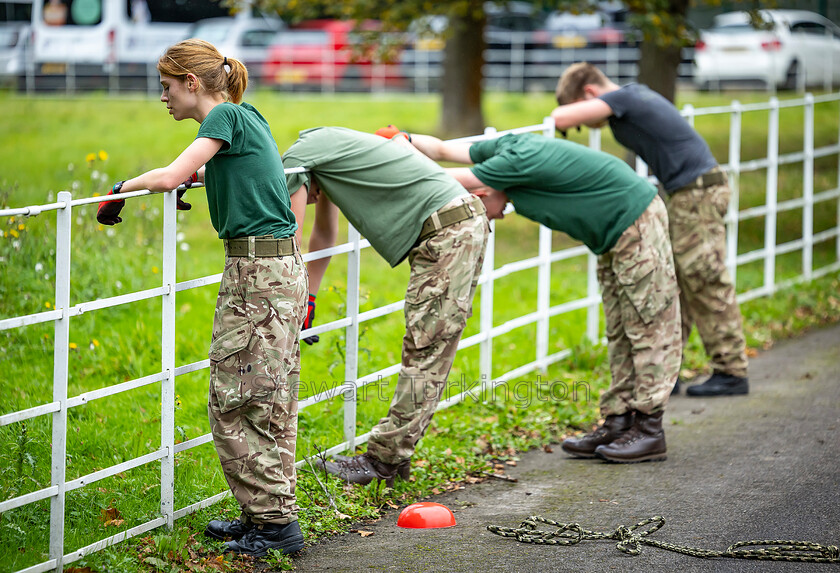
[543,444,554,453]
[505,460,517,466]
[351,529,375,537]
[100,507,122,524]
[335,511,352,520]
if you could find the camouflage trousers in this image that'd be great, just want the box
[367,196,489,465]
[665,172,748,378]
[207,240,308,525]
[597,195,681,416]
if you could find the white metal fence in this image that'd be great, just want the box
[1,93,840,573]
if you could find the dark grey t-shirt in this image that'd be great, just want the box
[599,83,718,192]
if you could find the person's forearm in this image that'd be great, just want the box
[121,168,186,193]
[306,233,334,294]
[409,133,447,161]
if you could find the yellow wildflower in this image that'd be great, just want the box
[152,266,159,274]
[91,339,100,347]
[10,229,18,238]
[98,150,108,161]
[17,224,24,231]
[45,301,52,308]
[86,152,97,163]
[69,342,78,350]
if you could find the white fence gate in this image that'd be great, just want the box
[1,92,840,573]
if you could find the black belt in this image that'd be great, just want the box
[417,196,485,242]
[663,168,727,195]
[224,235,296,257]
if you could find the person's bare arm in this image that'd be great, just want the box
[550,99,614,130]
[306,191,339,294]
[120,137,222,192]
[410,134,475,164]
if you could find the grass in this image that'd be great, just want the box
[1,88,840,572]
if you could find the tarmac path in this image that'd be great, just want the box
[293,323,840,572]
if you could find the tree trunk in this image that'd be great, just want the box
[634,0,690,103]
[636,41,681,103]
[439,7,485,137]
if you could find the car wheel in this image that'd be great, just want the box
[782,60,799,91]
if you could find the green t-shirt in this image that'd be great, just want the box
[196,102,296,240]
[469,133,657,255]
[283,127,466,267]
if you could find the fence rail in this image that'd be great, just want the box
[2,93,840,573]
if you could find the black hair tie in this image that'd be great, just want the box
[223,57,228,67]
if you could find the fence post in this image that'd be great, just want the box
[160,190,177,529]
[765,97,780,295]
[49,191,73,572]
[586,128,602,344]
[343,224,361,451]
[479,126,498,392]
[803,93,815,280]
[536,118,555,370]
[727,101,742,283]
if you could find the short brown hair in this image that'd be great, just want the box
[158,39,248,104]
[555,62,609,105]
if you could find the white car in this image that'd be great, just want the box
[188,15,285,82]
[693,10,840,90]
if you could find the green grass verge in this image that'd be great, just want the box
[1,89,839,572]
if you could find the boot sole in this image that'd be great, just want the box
[686,389,748,397]
[596,452,667,464]
[227,535,305,558]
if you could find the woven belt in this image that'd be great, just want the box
[224,235,296,257]
[664,168,727,194]
[417,196,485,242]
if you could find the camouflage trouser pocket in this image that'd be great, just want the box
[607,199,676,325]
[669,185,730,294]
[209,323,279,414]
[612,258,672,325]
[404,269,468,349]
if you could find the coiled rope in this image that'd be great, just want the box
[487,516,840,563]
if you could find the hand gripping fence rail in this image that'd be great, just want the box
[487,516,840,564]
[2,93,840,573]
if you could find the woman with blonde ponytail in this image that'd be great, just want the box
[96,39,307,558]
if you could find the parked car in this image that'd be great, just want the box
[484,0,547,49]
[263,19,404,91]
[188,15,285,83]
[0,21,29,79]
[693,10,840,90]
[539,2,636,49]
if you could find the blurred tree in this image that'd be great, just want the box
[247,0,757,133]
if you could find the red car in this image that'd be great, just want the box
[263,19,404,90]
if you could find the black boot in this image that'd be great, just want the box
[686,372,748,397]
[560,413,634,458]
[595,410,667,463]
[316,452,409,486]
[224,520,304,557]
[204,518,251,541]
[671,377,682,396]
[332,453,411,482]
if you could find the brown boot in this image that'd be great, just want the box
[317,453,409,486]
[595,411,667,463]
[560,413,634,458]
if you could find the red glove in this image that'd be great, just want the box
[302,293,320,345]
[97,181,126,225]
[177,172,198,211]
[375,125,410,141]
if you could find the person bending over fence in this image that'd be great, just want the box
[282,126,489,486]
[400,127,680,464]
[552,63,749,398]
[95,39,307,558]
